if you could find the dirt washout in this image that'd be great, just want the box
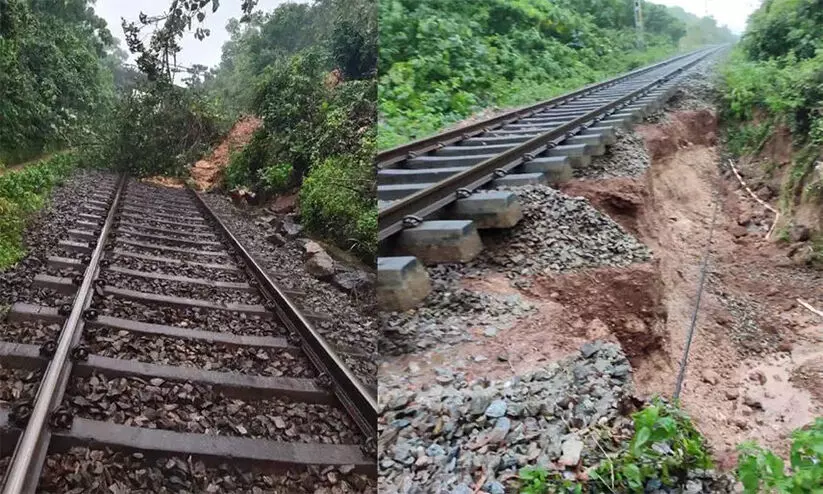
[189,116,262,191]
[562,109,823,464]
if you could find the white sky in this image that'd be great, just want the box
[651,0,762,34]
[94,0,299,68]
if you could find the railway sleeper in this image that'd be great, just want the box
[115,228,223,247]
[376,256,431,312]
[8,303,292,350]
[109,250,241,272]
[101,286,273,318]
[0,414,373,473]
[0,341,329,403]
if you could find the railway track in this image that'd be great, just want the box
[0,177,376,492]
[377,47,721,311]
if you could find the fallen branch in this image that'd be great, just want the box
[797,298,823,319]
[728,159,780,239]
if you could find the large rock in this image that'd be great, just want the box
[304,240,335,280]
[276,215,304,238]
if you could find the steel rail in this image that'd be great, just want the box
[190,191,377,442]
[376,49,704,169]
[1,175,126,494]
[377,47,717,241]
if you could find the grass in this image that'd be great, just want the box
[0,152,78,270]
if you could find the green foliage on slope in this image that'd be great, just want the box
[0,0,115,165]
[378,0,735,149]
[219,0,377,261]
[720,0,823,221]
[0,153,78,269]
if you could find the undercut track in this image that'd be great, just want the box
[0,178,376,493]
[377,47,721,310]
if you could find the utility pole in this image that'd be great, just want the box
[634,0,644,49]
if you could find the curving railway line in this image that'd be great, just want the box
[0,178,376,492]
[377,47,721,311]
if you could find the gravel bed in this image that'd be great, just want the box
[577,129,651,179]
[115,240,230,263]
[83,328,315,378]
[93,297,286,337]
[380,264,536,356]
[116,230,225,254]
[0,169,116,306]
[664,57,720,113]
[340,353,377,391]
[378,342,734,493]
[0,367,43,404]
[38,447,375,493]
[108,253,245,283]
[66,373,362,444]
[119,217,214,235]
[102,269,262,306]
[200,193,376,379]
[0,321,62,345]
[474,184,650,281]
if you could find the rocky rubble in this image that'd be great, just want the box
[380,265,536,356]
[473,185,651,282]
[578,129,651,179]
[377,342,634,493]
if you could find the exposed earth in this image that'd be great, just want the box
[378,58,823,491]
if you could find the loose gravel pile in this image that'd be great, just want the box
[475,185,651,279]
[378,342,634,492]
[378,342,735,493]
[37,448,375,493]
[201,193,377,388]
[0,367,43,404]
[380,265,535,356]
[578,129,651,179]
[66,373,361,444]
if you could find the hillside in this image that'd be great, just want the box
[378,0,736,149]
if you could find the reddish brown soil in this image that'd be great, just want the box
[381,108,823,466]
[190,116,262,191]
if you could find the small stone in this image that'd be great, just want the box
[724,389,739,400]
[559,436,583,467]
[426,443,446,457]
[748,370,767,385]
[580,342,599,358]
[743,393,763,410]
[684,480,703,494]
[701,370,720,385]
[485,400,507,418]
[484,327,498,337]
[484,481,505,494]
[266,232,286,246]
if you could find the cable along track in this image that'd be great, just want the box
[376,47,720,311]
[0,177,376,493]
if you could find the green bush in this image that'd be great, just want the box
[300,138,376,262]
[91,83,222,177]
[258,162,293,191]
[0,152,78,269]
[517,400,712,493]
[737,417,823,493]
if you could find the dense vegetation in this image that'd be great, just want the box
[720,0,823,240]
[0,153,78,268]
[0,0,115,165]
[0,0,376,265]
[378,0,736,149]
[216,0,377,261]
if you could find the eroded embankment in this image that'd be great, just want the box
[563,109,823,464]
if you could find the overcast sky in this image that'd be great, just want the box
[649,0,761,34]
[95,0,298,68]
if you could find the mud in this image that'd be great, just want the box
[189,116,262,191]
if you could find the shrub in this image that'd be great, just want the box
[299,137,376,262]
[737,417,823,493]
[0,152,78,269]
[258,162,293,191]
[92,83,222,177]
